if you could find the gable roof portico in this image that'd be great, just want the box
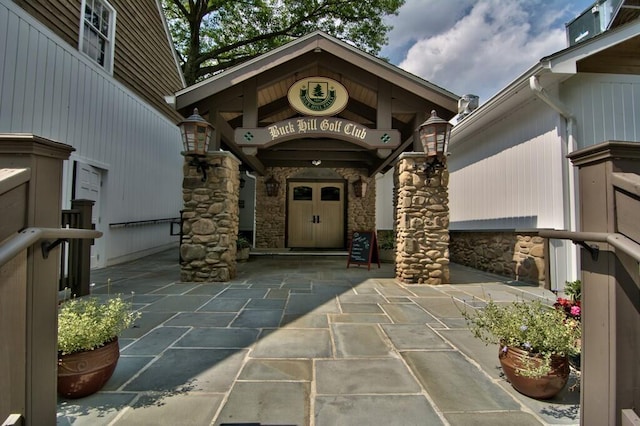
[174,31,459,176]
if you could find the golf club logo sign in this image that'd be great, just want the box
[288,77,348,116]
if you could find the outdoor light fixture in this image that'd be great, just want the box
[240,177,246,189]
[418,110,452,174]
[265,176,280,197]
[353,176,367,198]
[178,108,214,182]
[311,160,322,166]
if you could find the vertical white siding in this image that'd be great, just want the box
[563,73,640,148]
[0,0,183,266]
[375,170,394,230]
[448,100,566,230]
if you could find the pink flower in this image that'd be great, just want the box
[570,305,581,317]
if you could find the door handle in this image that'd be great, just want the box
[316,215,320,223]
[312,215,316,223]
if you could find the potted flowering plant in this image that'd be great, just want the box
[554,280,581,321]
[236,234,251,262]
[554,280,581,369]
[377,231,395,263]
[462,299,581,399]
[57,291,140,398]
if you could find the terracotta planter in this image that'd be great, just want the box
[237,247,250,262]
[58,338,120,399]
[378,248,394,263]
[498,345,569,399]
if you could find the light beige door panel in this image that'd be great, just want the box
[315,184,343,247]
[288,184,315,247]
[287,181,344,248]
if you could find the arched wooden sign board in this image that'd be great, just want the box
[347,230,380,270]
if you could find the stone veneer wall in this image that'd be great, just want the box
[180,152,240,282]
[395,153,449,284]
[449,231,546,286]
[255,167,376,248]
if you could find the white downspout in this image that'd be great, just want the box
[244,171,258,248]
[529,75,580,285]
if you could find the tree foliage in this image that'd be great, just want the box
[163,0,404,85]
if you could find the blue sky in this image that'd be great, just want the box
[381,0,596,104]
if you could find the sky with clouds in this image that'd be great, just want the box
[381,0,597,104]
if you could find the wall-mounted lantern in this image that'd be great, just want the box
[240,177,246,188]
[418,110,452,174]
[353,176,367,198]
[178,108,214,181]
[265,176,280,197]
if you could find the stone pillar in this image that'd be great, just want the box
[180,151,240,282]
[395,153,450,284]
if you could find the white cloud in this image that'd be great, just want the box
[385,0,593,103]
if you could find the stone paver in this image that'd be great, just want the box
[332,324,394,357]
[57,250,580,426]
[238,359,312,381]
[381,302,437,323]
[445,411,544,426]
[316,359,422,394]
[252,328,332,358]
[315,395,444,426]
[175,327,259,348]
[402,351,520,412]
[381,323,452,350]
[57,393,136,425]
[121,326,189,355]
[116,393,224,425]
[123,348,246,392]
[214,382,309,426]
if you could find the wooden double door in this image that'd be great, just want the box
[287,181,345,248]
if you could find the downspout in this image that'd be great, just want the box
[244,170,257,248]
[529,75,579,284]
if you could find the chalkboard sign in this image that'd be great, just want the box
[347,231,380,270]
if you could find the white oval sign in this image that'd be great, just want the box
[287,77,349,116]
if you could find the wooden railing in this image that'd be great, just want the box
[60,200,94,296]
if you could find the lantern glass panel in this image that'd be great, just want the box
[179,108,213,155]
[420,129,437,156]
[195,125,208,153]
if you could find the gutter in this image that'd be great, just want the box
[529,75,579,282]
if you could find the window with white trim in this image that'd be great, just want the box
[79,0,116,73]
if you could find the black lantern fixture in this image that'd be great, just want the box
[418,110,452,174]
[178,108,214,181]
[353,176,367,198]
[265,176,280,197]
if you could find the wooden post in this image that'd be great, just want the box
[0,134,74,426]
[70,199,94,296]
[568,141,640,425]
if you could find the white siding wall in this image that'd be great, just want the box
[562,73,640,148]
[0,0,183,266]
[375,170,394,230]
[448,100,566,231]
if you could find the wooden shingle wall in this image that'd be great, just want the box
[12,0,184,122]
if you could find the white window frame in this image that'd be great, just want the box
[78,0,116,74]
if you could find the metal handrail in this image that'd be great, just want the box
[0,227,102,268]
[109,217,179,228]
[540,230,640,263]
